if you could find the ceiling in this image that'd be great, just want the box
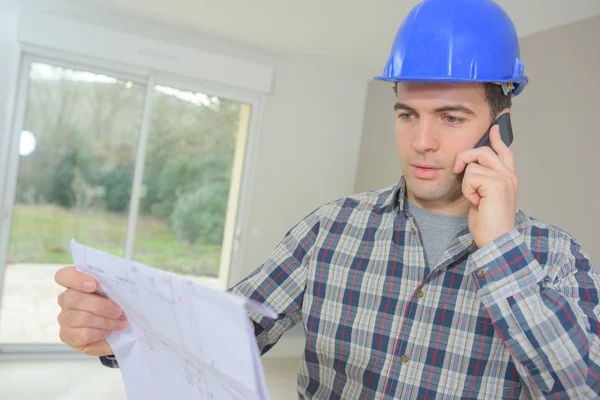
[37,0,600,72]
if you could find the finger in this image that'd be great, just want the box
[463,162,497,177]
[489,126,515,172]
[77,339,114,357]
[60,309,127,331]
[461,171,496,206]
[60,289,123,319]
[453,145,509,175]
[55,266,97,293]
[59,326,112,349]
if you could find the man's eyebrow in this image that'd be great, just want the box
[433,105,476,115]
[394,102,416,112]
[393,103,476,115]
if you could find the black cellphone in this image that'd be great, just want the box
[474,113,514,149]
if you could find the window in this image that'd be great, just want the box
[0,56,254,346]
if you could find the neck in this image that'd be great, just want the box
[406,191,471,216]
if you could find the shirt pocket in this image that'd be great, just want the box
[462,375,522,399]
[451,317,523,399]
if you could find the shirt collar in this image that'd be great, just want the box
[378,175,478,253]
[378,176,407,212]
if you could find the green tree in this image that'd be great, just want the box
[18,64,243,247]
[170,182,229,244]
[50,151,77,208]
[103,166,134,212]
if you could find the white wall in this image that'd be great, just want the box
[0,0,20,194]
[511,15,599,264]
[353,80,398,193]
[234,56,368,281]
[0,0,19,129]
[354,16,600,263]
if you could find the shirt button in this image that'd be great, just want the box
[411,228,417,235]
[476,268,486,278]
[416,290,425,299]
[401,355,410,363]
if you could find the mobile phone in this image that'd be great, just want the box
[474,113,513,149]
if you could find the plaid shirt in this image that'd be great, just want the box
[228,177,600,399]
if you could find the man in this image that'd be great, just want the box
[55,0,599,398]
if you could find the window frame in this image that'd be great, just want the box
[0,46,265,355]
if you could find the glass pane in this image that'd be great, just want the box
[134,85,251,288]
[0,62,146,344]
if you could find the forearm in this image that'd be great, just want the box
[468,229,600,397]
[229,258,308,354]
[227,207,321,354]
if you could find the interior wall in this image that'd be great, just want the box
[353,80,397,193]
[510,15,599,263]
[235,57,368,281]
[354,16,600,263]
[0,0,20,199]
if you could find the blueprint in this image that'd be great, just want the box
[70,239,276,400]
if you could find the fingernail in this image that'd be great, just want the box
[83,281,94,291]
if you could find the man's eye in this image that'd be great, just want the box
[444,115,463,124]
[398,113,413,121]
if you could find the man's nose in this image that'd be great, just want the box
[412,119,440,153]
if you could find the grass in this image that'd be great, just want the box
[7,204,222,277]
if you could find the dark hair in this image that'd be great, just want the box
[393,82,512,120]
[483,83,512,120]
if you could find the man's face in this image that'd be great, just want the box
[394,82,497,209]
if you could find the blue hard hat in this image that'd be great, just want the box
[375,0,529,96]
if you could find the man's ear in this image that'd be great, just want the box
[496,107,512,119]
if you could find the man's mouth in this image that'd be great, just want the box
[411,163,442,179]
[412,163,440,170]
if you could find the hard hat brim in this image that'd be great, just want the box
[374,75,529,96]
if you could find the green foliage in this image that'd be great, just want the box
[102,166,134,212]
[8,204,221,277]
[50,150,85,208]
[171,182,229,245]
[12,65,244,253]
[150,157,205,218]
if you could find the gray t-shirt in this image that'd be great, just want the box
[406,199,469,268]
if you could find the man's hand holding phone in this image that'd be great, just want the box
[453,121,519,249]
